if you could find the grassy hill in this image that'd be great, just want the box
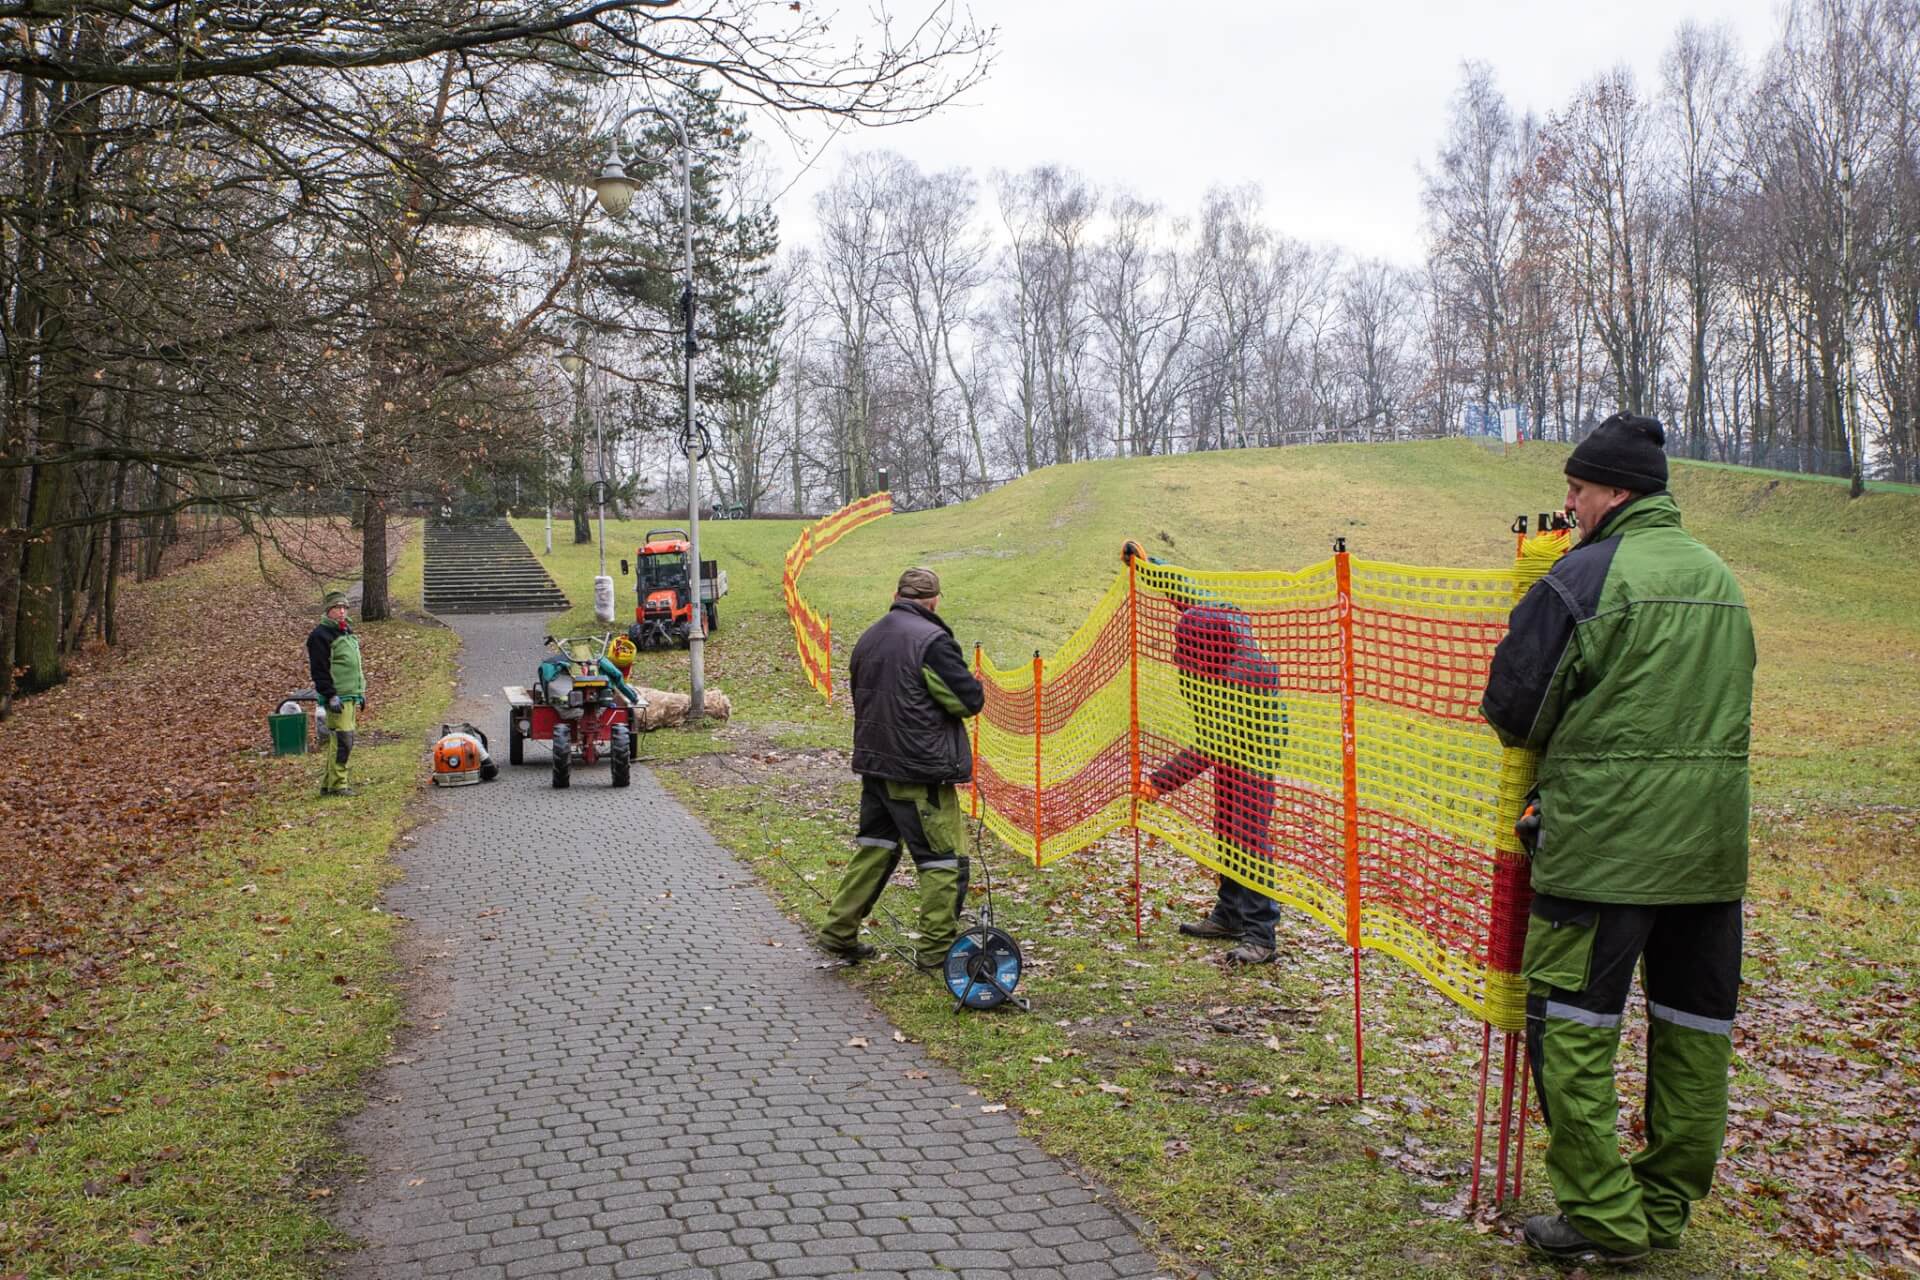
[521,440,1919,1279]
[789,439,1920,811]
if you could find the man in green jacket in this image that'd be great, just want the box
[307,590,367,797]
[818,566,985,969]
[1481,413,1755,1265]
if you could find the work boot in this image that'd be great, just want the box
[1178,917,1238,941]
[817,938,878,964]
[1224,942,1277,965]
[1523,1214,1649,1265]
[818,845,899,956]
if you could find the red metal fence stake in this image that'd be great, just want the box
[1494,1030,1519,1206]
[1470,1020,1492,1210]
[970,643,984,821]
[1031,651,1044,869]
[1335,545,1363,1102]
[1128,558,1142,941]
[1512,1045,1530,1202]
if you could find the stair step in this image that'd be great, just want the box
[421,519,569,616]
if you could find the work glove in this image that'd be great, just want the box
[1514,796,1541,855]
[327,695,343,715]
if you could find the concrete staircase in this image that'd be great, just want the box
[423,519,571,615]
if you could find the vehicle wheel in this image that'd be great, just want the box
[508,714,525,766]
[550,723,571,789]
[610,726,631,788]
[704,601,718,634]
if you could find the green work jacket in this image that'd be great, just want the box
[307,617,365,703]
[1481,493,1756,903]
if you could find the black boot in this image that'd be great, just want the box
[817,938,878,964]
[1523,1214,1648,1265]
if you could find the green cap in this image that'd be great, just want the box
[323,590,349,610]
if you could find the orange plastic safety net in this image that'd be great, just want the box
[783,493,892,700]
[968,535,1570,1032]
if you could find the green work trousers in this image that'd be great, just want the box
[1524,894,1742,1254]
[819,777,970,966]
[322,701,358,794]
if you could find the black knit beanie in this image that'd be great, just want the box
[1566,413,1669,493]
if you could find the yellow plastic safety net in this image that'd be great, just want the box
[967,534,1571,1032]
[783,493,893,700]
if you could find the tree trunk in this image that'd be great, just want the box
[16,459,69,692]
[361,491,390,621]
[0,405,22,720]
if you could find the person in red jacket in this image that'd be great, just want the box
[1125,541,1287,965]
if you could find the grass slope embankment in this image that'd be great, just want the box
[525,441,1919,1279]
[0,524,457,1279]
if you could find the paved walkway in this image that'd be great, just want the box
[334,613,1170,1280]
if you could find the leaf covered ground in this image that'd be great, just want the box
[0,521,457,1278]
[2,522,376,1010]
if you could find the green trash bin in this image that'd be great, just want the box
[269,712,309,756]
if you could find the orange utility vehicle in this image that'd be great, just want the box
[622,528,727,650]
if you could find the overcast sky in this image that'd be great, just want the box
[759,0,1786,264]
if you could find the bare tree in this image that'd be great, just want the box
[875,158,989,502]
[1664,22,1745,458]
[1089,192,1203,456]
[1423,61,1525,432]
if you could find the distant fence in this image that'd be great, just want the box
[782,492,892,701]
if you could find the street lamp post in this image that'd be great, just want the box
[592,104,706,719]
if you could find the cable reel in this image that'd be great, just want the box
[943,923,1026,1012]
[941,814,1029,1013]
[764,808,1030,1014]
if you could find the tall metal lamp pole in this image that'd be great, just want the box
[592,104,706,718]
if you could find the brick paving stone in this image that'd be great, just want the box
[329,613,1170,1279]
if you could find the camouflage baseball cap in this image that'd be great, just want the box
[896,567,941,600]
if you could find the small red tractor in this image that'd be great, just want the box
[504,634,642,788]
[621,528,727,650]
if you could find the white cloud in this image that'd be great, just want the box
[760,0,1784,261]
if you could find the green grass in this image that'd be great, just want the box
[595,442,1914,1278]
[780,440,1920,810]
[669,776,1843,1279]
[1672,455,1920,496]
[0,527,456,1279]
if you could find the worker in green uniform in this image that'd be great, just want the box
[818,566,985,970]
[307,590,366,797]
[1481,413,1756,1264]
